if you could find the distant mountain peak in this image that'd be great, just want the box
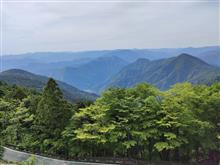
[94,55,125,62]
[105,54,220,91]
[2,69,29,74]
[135,58,150,64]
[178,53,193,58]
[0,69,97,101]
[176,53,203,60]
[1,69,37,77]
[175,53,209,65]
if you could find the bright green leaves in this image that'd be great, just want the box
[123,140,137,149]
[71,83,162,156]
[164,133,177,140]
[154,142,170,152]
[68,82,220,160]
[1,80,220,162]
[154,140,182,152]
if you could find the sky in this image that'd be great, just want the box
[1,0,220,54]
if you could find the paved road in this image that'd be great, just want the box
[2,147,115,165]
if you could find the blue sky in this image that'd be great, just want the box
[2,0,220,54]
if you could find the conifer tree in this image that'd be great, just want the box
[35,78,71,139]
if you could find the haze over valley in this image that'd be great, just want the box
[1,1,220,164]
[2,46,220,94]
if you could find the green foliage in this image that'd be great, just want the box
[35,78,71,132]
[0,80,219,163]
[8,87,27,101]
[34,78,72,155]
[0,69,97,102]
[20,156,36,165]
[0,146,4,159]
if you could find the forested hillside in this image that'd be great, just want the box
[3,47,219,94]
[50,56,128,93]
[0,69,97,101]
[106,54,220,90]
[3,46,219,69]
[0,79,219,164]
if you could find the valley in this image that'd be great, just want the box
[2,46,220,94]
[0,47,220,165]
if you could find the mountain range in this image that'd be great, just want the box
[0,69,97,101]
[1,46,220,94]
[104,54,220,91]
[49,56,128,93]
[3,46,220,69]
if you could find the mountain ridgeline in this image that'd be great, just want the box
[0,69,97,101]
[3,46,219,68]
[1,47,220,94]
[104,54,220,91]
[50,56,128,93]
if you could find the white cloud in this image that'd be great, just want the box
[2,1,220,54]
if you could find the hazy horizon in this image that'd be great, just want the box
[2,1,220,54]
[1,45,219,56]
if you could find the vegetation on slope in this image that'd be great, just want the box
[0,79,219,163]
[106,54,220,90]
[0,69,97,101]
[51,56,128,93]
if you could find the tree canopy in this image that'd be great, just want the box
[0,80,219,163]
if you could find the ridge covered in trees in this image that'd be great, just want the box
[0,69,98,101]
[0,79,219,163]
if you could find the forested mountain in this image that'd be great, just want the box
[0,69,97,101]
[136,46,220,66]
[2,47,219,94]
[3,57,93,77]
[105,54,220,90]
[197,49,220,66]
[50,56,128,93]
[3,46,219,73]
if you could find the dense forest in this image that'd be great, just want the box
[0,79,219,163]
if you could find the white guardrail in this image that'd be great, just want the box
[1,146,116,165]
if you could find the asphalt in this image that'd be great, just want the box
[2,147,115,165]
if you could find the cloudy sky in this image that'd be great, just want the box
[1,0,220,54]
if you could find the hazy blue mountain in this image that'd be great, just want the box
[105,54,220,90]
[3,46,219,72]
[3,56,93,72]
[3,51,107,63]
[2,58,41,71]
[21,58,93,77]
[2,51,107,73]
[145,46,220,66]
[196,49,220,66]
[102,49,147,62]
[0,69,97,101]
[146,46,219,57]
[2,46,219,93]
[51,56,129,93]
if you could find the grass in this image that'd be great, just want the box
[0,160,17,165]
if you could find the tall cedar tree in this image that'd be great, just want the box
[35,78,71,138]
